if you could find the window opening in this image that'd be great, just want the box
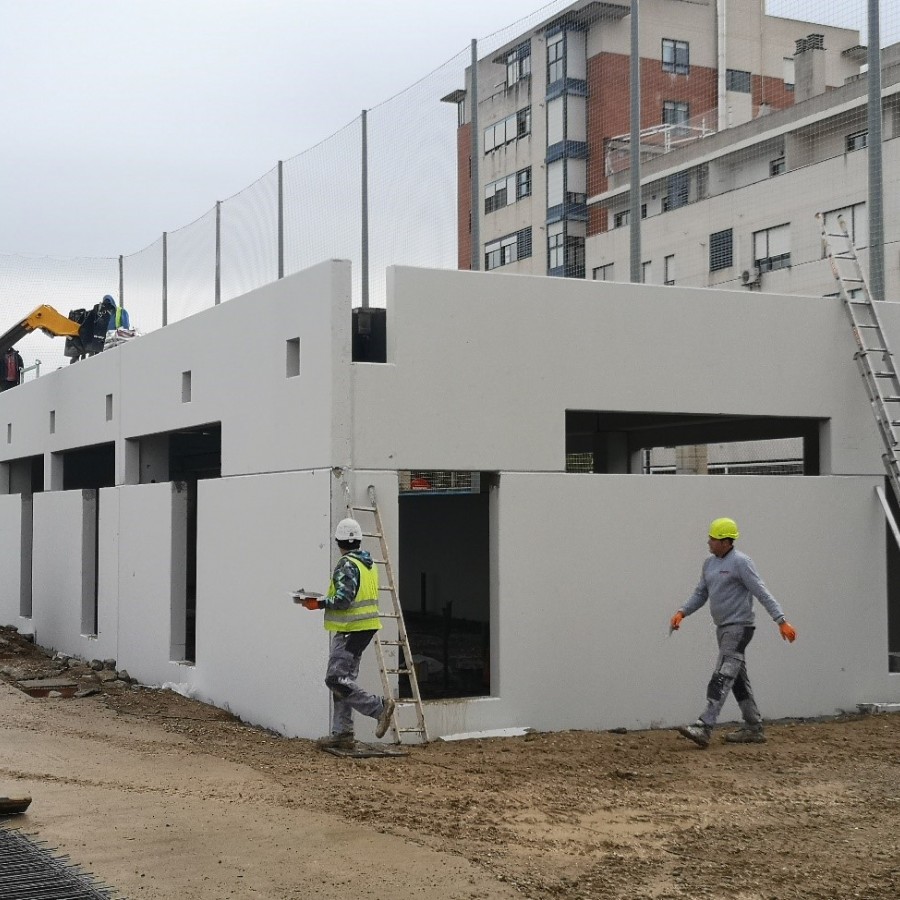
[662,38,689,75]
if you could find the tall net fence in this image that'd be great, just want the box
[1,0,898,476]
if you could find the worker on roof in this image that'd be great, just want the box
[101,295,130,331]
[669,517,797,749]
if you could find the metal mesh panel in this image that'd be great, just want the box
[122,237,164,334]
[282,118,362,299]
[220,166,279,303]
[399,471,479,493]
[0,253,118,376]
[367,49,471,304]
[166,206,217,324]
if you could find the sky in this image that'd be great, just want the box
[0,0,563,260]
[0,0,895,261]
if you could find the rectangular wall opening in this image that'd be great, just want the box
[80,489,99,636]
[181,371,192,403]
[882,479,900,673]
[7,454,44,620]
[285,338,300,378]
[61,442,115,491]
[565,410,823,475]
[398,471,492,700]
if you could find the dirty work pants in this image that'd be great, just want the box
[697,624,762,729]
[325,630,384,736]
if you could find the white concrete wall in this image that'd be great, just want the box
[353,266,884,478]
[115,482,188,685]
[192,470,333,738]
[32,489,95,655]
[0,260,351,482]
[3,260,899,742]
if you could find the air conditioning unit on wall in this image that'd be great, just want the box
[741,267,760,286]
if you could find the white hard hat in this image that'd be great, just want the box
[334,518,362,541]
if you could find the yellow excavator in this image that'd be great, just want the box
[0,305,83,358]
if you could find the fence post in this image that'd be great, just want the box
[162,231,168,327]
[868,0,885,301]
[277,160,284,280]
[215,201,221,305]
[629,0,642,284]
[361,109,369,309]
[118,255,124,306]
[470,39,480,271]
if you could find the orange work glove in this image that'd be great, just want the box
[301,598,323,611]
[779,621,797,642]
[669,611,684,631]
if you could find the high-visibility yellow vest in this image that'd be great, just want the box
[324,555,381,632]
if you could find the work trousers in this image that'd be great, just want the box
[325,630,383,736]
[698,624,762,729]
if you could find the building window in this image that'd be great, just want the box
[547,32,565,83]
[484,167,532,214]
[485,228,532,270]
[593,263,614,281]
[666,171,690,210]
[846,131,868,152]
[517,168,532,199]
[613,205,646,228]
[783,57,795,91]
[548,223,584,278]
[770,157,786,176]
[641,261,652,284]
[754,223,791,272]
[484,107,532,154]
[662,39,689,75]
[663,101,690,136]
[506,42,531,87]
[823,202,867,250]
[726,69,751,93]
[709,228,733,271]
[664,255,675,285]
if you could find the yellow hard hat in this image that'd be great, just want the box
[709,517,739,540]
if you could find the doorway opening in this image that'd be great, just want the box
[398,471,492,700]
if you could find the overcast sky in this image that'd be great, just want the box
[0,0,561,259]
[0,0,894,260]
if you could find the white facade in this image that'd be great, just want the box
[0,261,898,740]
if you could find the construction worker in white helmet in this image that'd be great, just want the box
[297,517,395,750]
[669,517,797,749]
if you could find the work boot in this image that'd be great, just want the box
[315,733,355,751]
[375,697,396,739]
[725,725,767,744]
[676,722,712,749]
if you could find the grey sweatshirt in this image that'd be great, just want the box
[681,547,786,627]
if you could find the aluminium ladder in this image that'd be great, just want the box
[818,212,900,511]
[347,485,429,744]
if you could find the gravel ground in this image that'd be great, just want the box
[1,625,898,899]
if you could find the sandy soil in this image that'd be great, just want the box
[0,626,898,900]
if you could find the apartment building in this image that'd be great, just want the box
[589,42,900,300]
[445,0,861,280]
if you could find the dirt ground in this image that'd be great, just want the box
[0,626,898,900]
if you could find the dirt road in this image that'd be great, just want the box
[0,627,898,899]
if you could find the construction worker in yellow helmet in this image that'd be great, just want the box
[669,517,797,748]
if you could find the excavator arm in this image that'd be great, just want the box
[0,305,82,357]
